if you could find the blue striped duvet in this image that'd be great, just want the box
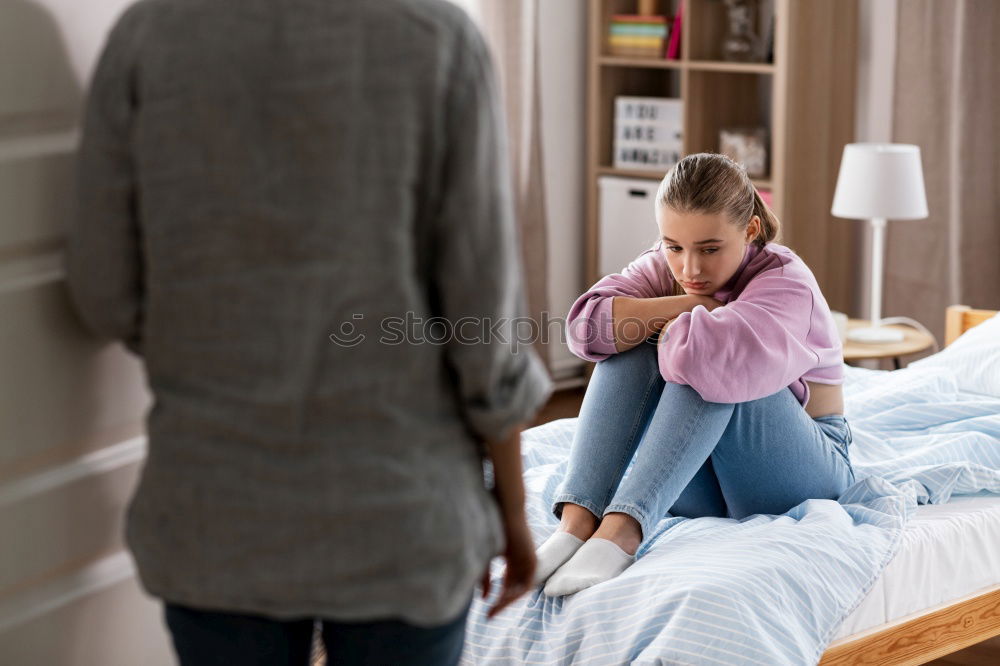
[460,364,1000,665]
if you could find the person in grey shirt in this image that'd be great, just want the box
[66,0,553,663]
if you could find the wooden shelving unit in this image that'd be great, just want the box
[586,0,859,313]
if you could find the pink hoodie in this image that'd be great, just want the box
[566,241,844,407]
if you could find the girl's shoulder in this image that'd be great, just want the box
[746,242,820,295]
[753,242,816,279]
[733,242,823,300]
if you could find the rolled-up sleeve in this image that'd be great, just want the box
[566,245,671,362]
[65,5,148,355]
[425,17,552,444]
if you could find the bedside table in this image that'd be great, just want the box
[843,319,936,369]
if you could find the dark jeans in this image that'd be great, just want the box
[163,597,472,666]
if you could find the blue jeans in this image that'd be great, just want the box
[163,596,471,666]
[552,338,856,542]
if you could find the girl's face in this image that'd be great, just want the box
[655,206,760,296]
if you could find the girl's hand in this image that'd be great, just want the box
[660,297,724,343]
[656,318,678,349]
[662,297,724,336]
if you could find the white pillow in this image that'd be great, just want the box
[909,313,1000,398]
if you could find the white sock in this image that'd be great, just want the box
[532,531,586,587]
[542,538,636,596]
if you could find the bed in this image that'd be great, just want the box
[820,306,1000,665]
[460,306,1000,666]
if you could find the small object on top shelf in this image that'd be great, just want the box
[666,0,683,60]
[719,127,768,179]
[722,0,763,63]
[637,0,657,15]
[607,14,669,58]
[613,96,682,171]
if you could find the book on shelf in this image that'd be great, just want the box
[607,14,668,58]
[666,1,683,60]
[757,188,773,208]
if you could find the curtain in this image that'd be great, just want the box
[886,0,1000,343]
[457,0,552,367]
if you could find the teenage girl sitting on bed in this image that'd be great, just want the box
[536,152,857,597]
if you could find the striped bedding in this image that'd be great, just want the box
[460,363,1000,665]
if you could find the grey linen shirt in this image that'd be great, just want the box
[67,0,552,626]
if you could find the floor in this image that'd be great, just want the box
[530,387,586,427]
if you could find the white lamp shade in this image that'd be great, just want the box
[831,143,929,220]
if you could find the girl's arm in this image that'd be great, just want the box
[567,243,690,361]
[612,294,722,352]
[658,269,821,403]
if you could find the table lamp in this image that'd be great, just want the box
[831,143,928,343]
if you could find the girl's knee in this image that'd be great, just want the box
[661,379,699,393]
[732,387,798,414]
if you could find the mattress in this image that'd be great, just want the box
[462,357,1000,664]
[833,491,1000,640]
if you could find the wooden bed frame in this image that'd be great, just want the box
[819,305,1000,665]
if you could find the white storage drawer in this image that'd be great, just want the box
[598,176,661,277]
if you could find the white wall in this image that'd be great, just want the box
[0,1,174,664]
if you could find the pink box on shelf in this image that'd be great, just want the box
[757,188,773,208]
